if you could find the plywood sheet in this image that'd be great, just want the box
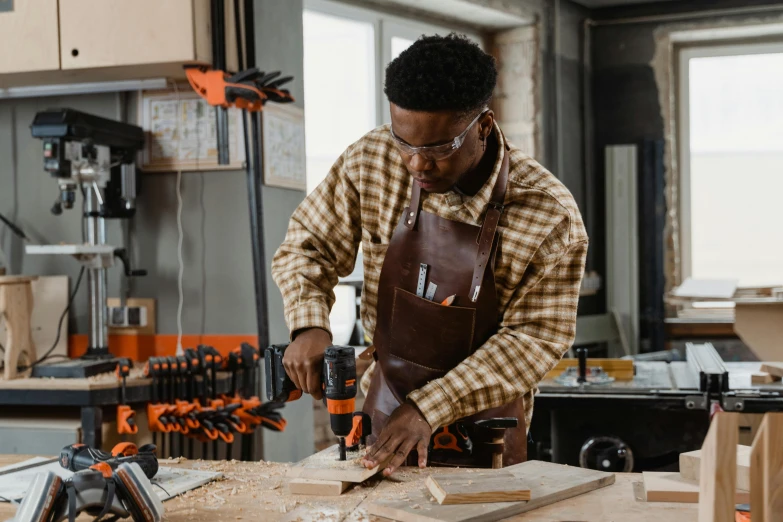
[426,471,531,505]
[679,445,751,491]
[368,460,614,522]
[287,444,385,483]
[642,472,749,504]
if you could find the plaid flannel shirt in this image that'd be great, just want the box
[271,123,588,432]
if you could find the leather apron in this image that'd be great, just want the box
[362,142,527,468]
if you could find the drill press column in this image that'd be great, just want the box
[84,187,109,357]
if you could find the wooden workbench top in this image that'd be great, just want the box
[0,455,698,521]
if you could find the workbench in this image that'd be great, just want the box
[0,454,699,521]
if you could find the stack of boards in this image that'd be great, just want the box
[641,444,751,503]
[285,445,615,522]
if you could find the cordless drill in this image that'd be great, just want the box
[265,344,357,460]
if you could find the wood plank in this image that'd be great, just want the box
[679,445,751,491]
[760,362,783,379]
[698,412,738,522]
[750,412,783,522]
[752,372,780,385]
[545,358,634,381]
[287,478,349,496]
[367,460,614,522]
[425,471,531,505]
[286,444,386,483]
[642,472,749,504]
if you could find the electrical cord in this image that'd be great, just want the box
[171,80,186,356]
[0,266,86,372]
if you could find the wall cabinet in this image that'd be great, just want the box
[0,0,61,74]
[0,0,238,88]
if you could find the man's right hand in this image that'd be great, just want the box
[283,328,331,400]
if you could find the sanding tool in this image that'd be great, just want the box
[59,442,159,480]
[13,462,163,522]
[265,344,365,460]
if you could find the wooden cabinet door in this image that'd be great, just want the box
[0,0,60,73]
[59,0,200,70]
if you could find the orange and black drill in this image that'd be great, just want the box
[265,344,366,460]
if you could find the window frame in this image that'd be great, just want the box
[677,40,783,281]
[304,0,482,127]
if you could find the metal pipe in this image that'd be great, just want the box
[588,4,783,27]
[212,0,230,165]
[580,18,595,272]
[85,189,109,355]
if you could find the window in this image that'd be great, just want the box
[678,43,783,287]
[303,0,481,193]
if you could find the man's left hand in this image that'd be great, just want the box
[361,402,431,476]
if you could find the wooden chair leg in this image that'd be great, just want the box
[1,282,36,380]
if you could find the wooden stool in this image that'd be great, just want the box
[0,275,38,379]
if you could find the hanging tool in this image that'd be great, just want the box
[184,64,295,112]
[115,358,137,438]
[265,344,357,460]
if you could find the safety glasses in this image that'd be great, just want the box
[389,108,488,161]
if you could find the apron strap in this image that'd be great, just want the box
[469,145,510,302]
[404,178,423,230]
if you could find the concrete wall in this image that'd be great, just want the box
[0,0,311,462]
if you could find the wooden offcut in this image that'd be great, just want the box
[679,445,751,491]
[642,472,749,504]
[0,276,38,380]
[698,412,739,522]
[544,358,634,381]
[288,478,349,496]
[759,362,783,379]
[286,444,387,483]
[425,471,531,505]
[752,372,780,385]
[368,460,614,522]
[750,412,783,522]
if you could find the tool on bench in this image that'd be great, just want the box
[143,358,172,457]
[184,63,295,111]
[14,461,163,522]
[60,442,159,480]
[265,344,368,461]
[474,418,518,469]
[554,347,615,386]
[432,424,473,454]
[115,358,138,437]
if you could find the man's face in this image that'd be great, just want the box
[389,104,492,194]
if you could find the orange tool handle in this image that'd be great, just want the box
[111,442,138,457]
[116,406,138,435]
[432,426,462,453]
[147,403,172,433]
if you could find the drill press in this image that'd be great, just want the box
[26,108,146,378]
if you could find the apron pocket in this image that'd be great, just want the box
[388,287,476,373]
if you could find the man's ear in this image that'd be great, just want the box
[479,110,495,139]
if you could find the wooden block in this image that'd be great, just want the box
[425,471,531,505]
[545,358,634,381]
[679,445,751,491]
[750,412,783,522]
[287,444,387,483]
[368,460,615,522]
[760,363,783,379]
[287,478,349,496]
[752,372,780,385]
[642,472,749,504]
[698,412,739,522]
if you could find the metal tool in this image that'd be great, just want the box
[416,263,428,298]
[60,442,159,480]
[27,109,146,379]
[425,281,437,301]
[554,347,615,386]
[116,358,138,437]
[265,343,358,460]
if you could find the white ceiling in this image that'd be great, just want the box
[572,0,680,7]
[384,0,533,28]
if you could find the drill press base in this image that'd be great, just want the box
[31,357,118,379]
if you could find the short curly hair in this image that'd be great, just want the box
[385,33,496,119]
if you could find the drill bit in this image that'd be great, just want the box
[339,437,347,461]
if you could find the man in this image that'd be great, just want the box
[272,34,587,476]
